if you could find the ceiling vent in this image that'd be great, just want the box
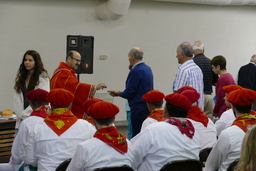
[94,0,131,20]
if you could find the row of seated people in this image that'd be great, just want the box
[0,84,256,171]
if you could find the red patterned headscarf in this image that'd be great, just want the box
[163,117,195,138]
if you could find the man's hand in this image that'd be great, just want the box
[96,83,107,90]
[108,90,120,97]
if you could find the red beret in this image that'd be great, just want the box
[87,101,119,119]
[222,85,242,94]
[227,88,256,106]
[46,88,74,107]
[26,88,48,101]
[176,86,197,94]
[165,93,192,111]
[180,90,200,104]
[142,90,165,103]
[82,98,103,113]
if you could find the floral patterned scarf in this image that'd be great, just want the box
[147,108,164,121]
[30,105,50,118]
[45,108,78,136]
[163,117,195,138]
[232,113,256,132]
[94,126,128,154]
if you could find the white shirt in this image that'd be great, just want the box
[0,116,45,171]
[66,138,134,171]
[24,119,96,171]
[204,125,244,171]
[130,121,201,171]
[11,116,45,165]
[140,117,158,131]
[188,118,217,149]
[215,108,235,137]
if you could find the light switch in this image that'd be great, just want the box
[100,55,107,60]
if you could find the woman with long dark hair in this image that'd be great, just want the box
[14,50,50,130]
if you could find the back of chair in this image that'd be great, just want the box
[159,159,202,171]
[94,165,133,171]
[55,158,72,171]
[226,158,239,171]
[199,147,212,164]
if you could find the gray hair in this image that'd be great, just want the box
[193,41,204,52]
[129,47,143,59]
[178,42,193,57]
[251,55,256,62]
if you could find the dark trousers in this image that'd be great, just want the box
[130,104,149,138]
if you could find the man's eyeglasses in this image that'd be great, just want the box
[70,56,81,63]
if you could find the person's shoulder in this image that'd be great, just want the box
[78,137,104,149]
[77,119,94,126]
[146,121,173,131]
[77,119,96,130]
[24,116,44,123]
[40,71,49,78]
[223,125,243,135]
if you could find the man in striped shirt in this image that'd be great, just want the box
[173,42,204,109]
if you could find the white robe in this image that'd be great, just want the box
[204,125,244,171]
[24,119,96,171]
[130,121,201,171]
[66,137,134,171]
[215,108,235,136]
[0,116,45,171]
[140,117,158,131]
[188,118,217,149]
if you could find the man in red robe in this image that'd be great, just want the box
[50,50,107,118]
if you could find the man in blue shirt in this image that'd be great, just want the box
[108,47,154,138]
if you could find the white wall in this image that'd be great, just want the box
[1,0,256,121]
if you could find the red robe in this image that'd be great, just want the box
[50,62,96,118]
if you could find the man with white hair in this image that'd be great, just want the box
[237,54,256,111]
[173,42,204,109]
[193,41,218,119]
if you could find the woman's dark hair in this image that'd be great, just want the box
[166,103,188,118]
[14,50,49,93]
[210,55,226,70]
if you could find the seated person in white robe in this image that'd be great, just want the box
[131,93,201,171]
[141,90,165,131]
[0,88,49,171]
[215,85,242,136]
[179,88,217,149]
[205,88,256,171]
[24,88,96,171]
[67,101,134,171]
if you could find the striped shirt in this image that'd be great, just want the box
[173,59,204,109]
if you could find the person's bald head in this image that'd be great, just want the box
[128,47,144,60]
[66,51,81,71]
[250,54,256,64]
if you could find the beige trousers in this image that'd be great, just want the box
[204,94,214,120]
